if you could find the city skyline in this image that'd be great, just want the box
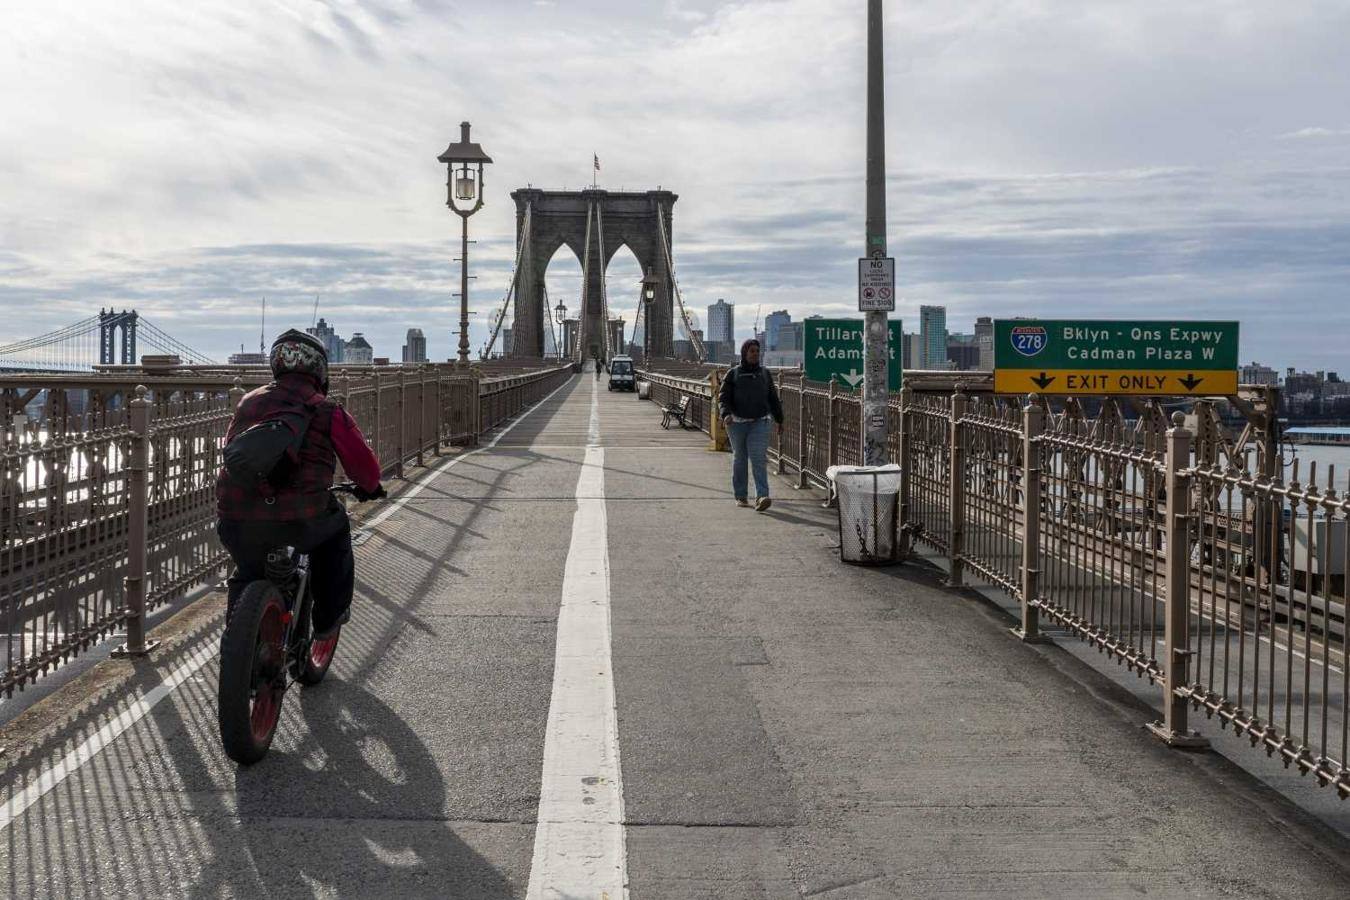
[2,2,1347,369]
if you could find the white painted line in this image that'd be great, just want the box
[0,641,215,830]
[527,377,628,899]
[0,375,578,834]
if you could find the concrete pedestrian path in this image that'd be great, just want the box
[1,374,1347,899]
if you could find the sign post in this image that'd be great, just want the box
[993,320,1240,395]
[861,0,889,465]
[806,318,903,391]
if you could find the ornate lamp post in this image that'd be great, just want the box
[554,299,569,358]
[640,267,658,362]
[437,122,493,364]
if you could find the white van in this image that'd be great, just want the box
[608,355,636,392]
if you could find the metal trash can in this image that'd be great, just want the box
[831,464,903,565]
[637,381,651,399]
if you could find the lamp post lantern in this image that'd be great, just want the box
[437,122,493,364]
[640,267,659,363]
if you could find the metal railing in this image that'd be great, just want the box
[1,362,572,695]
[637,367,1346,797]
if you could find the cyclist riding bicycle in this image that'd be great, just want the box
[215,329,385,641]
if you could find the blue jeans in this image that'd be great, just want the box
[728,418,772,500]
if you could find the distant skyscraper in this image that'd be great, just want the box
[707,299,734,344]
[402,327,427,363]
[1240,361,1278,386]
[345,333,374,365]
[308,317,344,364]
[501,327,513,357]
[974,316,994,370]
[919,305,947,369]
[903,333,923,369]
[778,322,804,351]
[946,333,981,371]
[764,310,791,350]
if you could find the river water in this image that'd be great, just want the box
[1282,443,1350,488]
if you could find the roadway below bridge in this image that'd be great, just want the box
[2,374,1348,898]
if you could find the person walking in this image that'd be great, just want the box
[719,338,783,511]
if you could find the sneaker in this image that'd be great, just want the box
[312,608,350,642]
[755,497,772,512]
[736,498,750,508]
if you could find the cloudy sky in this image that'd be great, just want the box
[2,0,1348,368]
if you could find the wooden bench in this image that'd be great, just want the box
[660,394,693,430]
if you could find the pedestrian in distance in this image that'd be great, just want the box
[719,338,784,511]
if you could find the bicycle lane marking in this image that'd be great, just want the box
[526,375,628,899]
[0,374,579,834]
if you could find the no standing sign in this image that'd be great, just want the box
[858,257,895,311]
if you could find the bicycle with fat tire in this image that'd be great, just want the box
[218,483,364,765]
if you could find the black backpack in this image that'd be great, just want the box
[222,407,316,492]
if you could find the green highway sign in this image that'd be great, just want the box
[804,318,903,391]
[993,319,1240,395]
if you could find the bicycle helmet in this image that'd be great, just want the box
[269,329,329,387]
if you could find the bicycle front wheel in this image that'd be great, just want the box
[218,581,288,765]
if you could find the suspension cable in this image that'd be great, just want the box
[655,204,705,362]
[483,201,531,359]
[0,315,102,355]
[138,318,217,364]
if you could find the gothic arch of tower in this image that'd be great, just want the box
[510,188,677,360]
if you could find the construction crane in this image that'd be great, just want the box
[752,304,763,338]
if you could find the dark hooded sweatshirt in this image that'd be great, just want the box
[718,348,784,423]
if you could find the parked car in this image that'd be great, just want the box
[608,355,636,391]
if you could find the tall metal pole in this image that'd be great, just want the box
[862,0,890,466]
[458,213,470,364]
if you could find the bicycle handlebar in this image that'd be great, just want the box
[330,482,388,502]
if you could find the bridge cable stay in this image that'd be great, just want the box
[654,203,705,362]
[576,200,594,363]
[482,201,532,359]
[595,205,612,362]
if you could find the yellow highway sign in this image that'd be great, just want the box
[993,368,1238,396]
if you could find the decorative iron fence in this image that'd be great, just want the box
[0,363,572,695]
[637,367,1344,797]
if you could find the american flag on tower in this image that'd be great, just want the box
[594,154,600,171]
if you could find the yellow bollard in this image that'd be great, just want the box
[707,369,728,452]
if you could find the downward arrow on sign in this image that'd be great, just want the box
[1031,372,1055,389]
[1178,373,1203,391]
[839,370,864,388]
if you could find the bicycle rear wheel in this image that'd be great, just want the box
[218,581,288,765]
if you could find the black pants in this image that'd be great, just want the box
[216,508,354,634]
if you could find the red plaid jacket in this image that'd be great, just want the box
[216,375,340,522]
